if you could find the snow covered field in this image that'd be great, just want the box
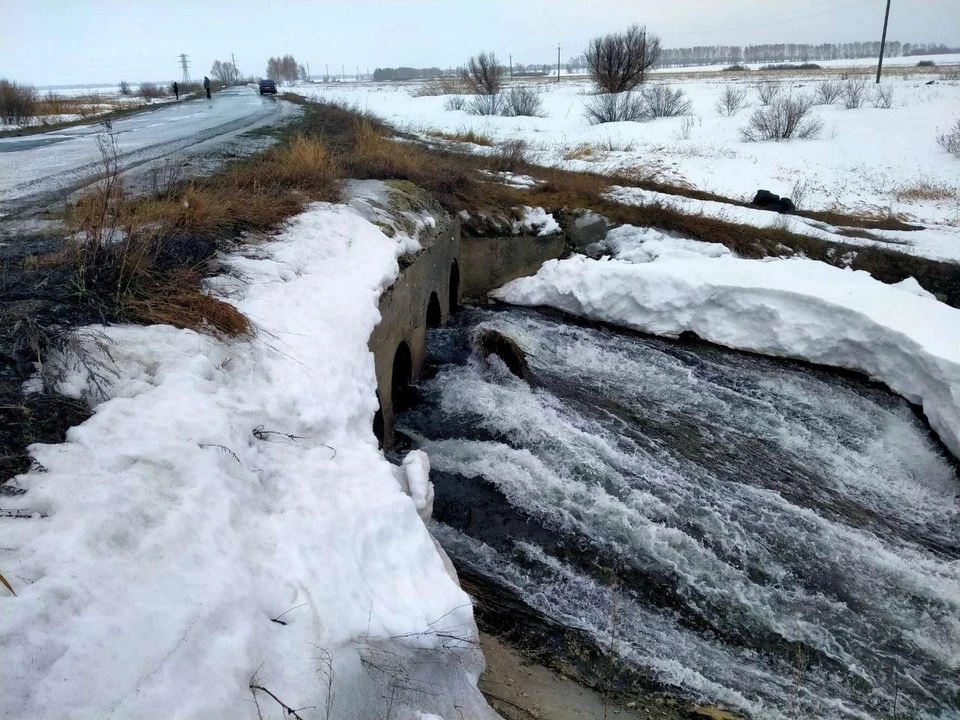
[288,59,960,260]
[0,190,496,720]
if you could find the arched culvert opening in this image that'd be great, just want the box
[427,292,442,329]
[449,261,461,314]
[373,392,385,448]
[392,341,414,413]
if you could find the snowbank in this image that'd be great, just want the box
[493,227,960,459]
[0,202,495,720]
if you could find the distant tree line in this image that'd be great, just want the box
[564,42,959,71]
[266,55,308,84]
[655,42,956,68]
[372,67,443,81]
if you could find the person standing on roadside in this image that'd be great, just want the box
[172,81,179,100]
[203,76,211,99]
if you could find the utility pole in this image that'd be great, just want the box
[178,53,191,83]
[357,66,360,81]
[557,44,561,82]
[876,0,892,83]
[231,52,237,84]
[342,64,345,82]
[325,64,329,83]
[510,53,513,79]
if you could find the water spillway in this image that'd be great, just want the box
[396,307,960,720]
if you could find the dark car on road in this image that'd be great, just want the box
[258,79,277,95]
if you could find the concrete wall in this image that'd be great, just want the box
[370,214,569,447]
[369,217,461,447]
[460,234,568,300]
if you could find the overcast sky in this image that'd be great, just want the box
[1,0,957,86]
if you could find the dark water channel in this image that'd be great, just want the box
[394,307,960,720]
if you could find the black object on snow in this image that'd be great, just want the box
[752,189,796,214]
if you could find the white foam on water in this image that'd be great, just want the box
[410,310,960,719]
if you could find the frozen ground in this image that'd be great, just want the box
[494,226,960,460]
[0,87,293,214]
[288,59,960,260]
[0,191,497,720]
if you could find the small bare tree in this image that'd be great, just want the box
[842,75,869,109]
[503,85,545,117]
[0,79,38,125]
[814,79,843,105]
[642,84,691,118]
[585,24,661,94]
[716,85,748,116]
[210,59,240,85]
[459,52,505,96]
[583,92,646,124]
[937,119,960,158]
[740,93,823,142]
[873,84,895,109]
[754,81,782,106]
[118,81,131,96]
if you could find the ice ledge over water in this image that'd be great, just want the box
[493,226,960,460]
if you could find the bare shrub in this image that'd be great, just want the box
[467,93,504,116]
[937,119,960,158]
[754,81,781,106]
[724,64,749,72]
[0,79,38,124]
[842,75,869,109]
[642,84,691,118]
[814,79,843,105]
[412,76,464,97]
[716,85,748,116]
[138,82,165,99]
[675,115,697,140]
[492,139,528,173]
[118,81,131,96]
[442,95,467,111]
[503,85,545,117]
[585,24,661,93]
[460,52,505,96]
[740,93,823,142]
[38,91,71,116]
[584,91,646,124]
[873,84,895,109]
[790,178,809,209]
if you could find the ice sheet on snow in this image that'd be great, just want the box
[493,226,960,460]
[0,202,495,720]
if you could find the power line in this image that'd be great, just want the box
[178,53,191,84]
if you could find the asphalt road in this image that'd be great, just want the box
[0,87,292,215]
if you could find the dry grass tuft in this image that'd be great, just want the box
[431,128,494,146]
[563,143,596,161]
[122,268,251,336]
[894,180,959,203]
[351,118,428,178]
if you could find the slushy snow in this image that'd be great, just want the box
[493,226,960,460]
[0,198,496,720]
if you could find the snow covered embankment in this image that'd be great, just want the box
[0,203,496,720]
[493,226,960,459]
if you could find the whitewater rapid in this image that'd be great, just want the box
[397,307,960,720]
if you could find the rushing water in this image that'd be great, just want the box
[395,307,960,720]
